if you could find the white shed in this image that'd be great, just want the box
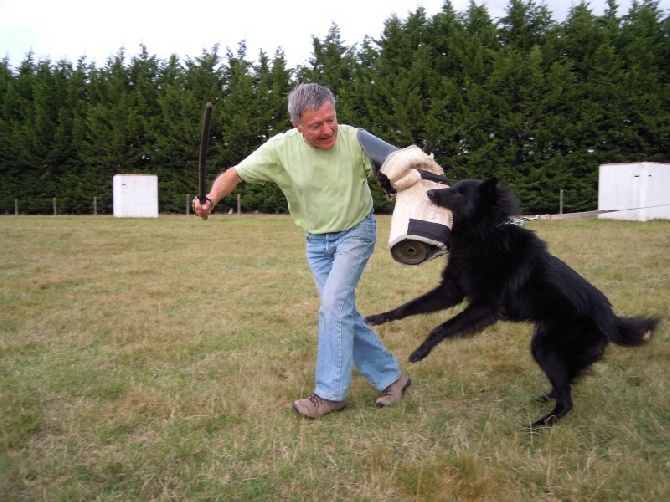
[113,174,159,218]
[598,162,670,221]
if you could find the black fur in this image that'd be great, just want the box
[366,177,659,428]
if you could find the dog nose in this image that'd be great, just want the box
[427,190,438,201]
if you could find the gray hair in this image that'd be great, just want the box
[287,83,336,123]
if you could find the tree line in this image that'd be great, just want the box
[1,0,668,215]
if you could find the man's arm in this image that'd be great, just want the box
[193,167,243,220]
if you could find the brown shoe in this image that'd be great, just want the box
[376,373,411,407]
[292,394,345,419]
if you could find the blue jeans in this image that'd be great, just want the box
[306,212,402,401]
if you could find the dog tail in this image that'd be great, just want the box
[612,316,660,347]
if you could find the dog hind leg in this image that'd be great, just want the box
[537,387,557,403]
[530,373,573,428]
[534,317,611,428]
[530,324,575,428]
[529,350,574,428]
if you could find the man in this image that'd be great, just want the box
[193,83,410,418]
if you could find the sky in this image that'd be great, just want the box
[1,0,663,70]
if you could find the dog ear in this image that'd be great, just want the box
[490,181,520,216]
[480,177,499,196]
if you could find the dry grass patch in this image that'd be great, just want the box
[1,215,668,500]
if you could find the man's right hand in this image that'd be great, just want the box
[192,168,243,220]
[193,197,213,220]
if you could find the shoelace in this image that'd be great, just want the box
[308,394,324,407]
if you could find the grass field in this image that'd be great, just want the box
[1,215,668,501]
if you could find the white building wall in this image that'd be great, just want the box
[113,174,159,218]
[598,163,670,221]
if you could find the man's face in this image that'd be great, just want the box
[292,101,338,149]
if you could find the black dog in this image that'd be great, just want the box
[366,177,659,428]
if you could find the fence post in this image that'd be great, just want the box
[559,189,564,214]
[53,198,57,216]
[93,196,97,216]
[237,194,241,215]
[15,199,18,215]
[186,194,190,215]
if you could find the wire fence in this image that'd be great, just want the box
[3,194,244,216]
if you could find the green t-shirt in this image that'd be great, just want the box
[235,124,373,234]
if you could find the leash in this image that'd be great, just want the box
[528,203,670,221]
[497,218,532,227]
[497,202,670,227]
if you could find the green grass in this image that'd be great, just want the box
[1,215,668,501]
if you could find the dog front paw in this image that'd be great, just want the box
[409,346,430,363]
[365,313,392,326]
